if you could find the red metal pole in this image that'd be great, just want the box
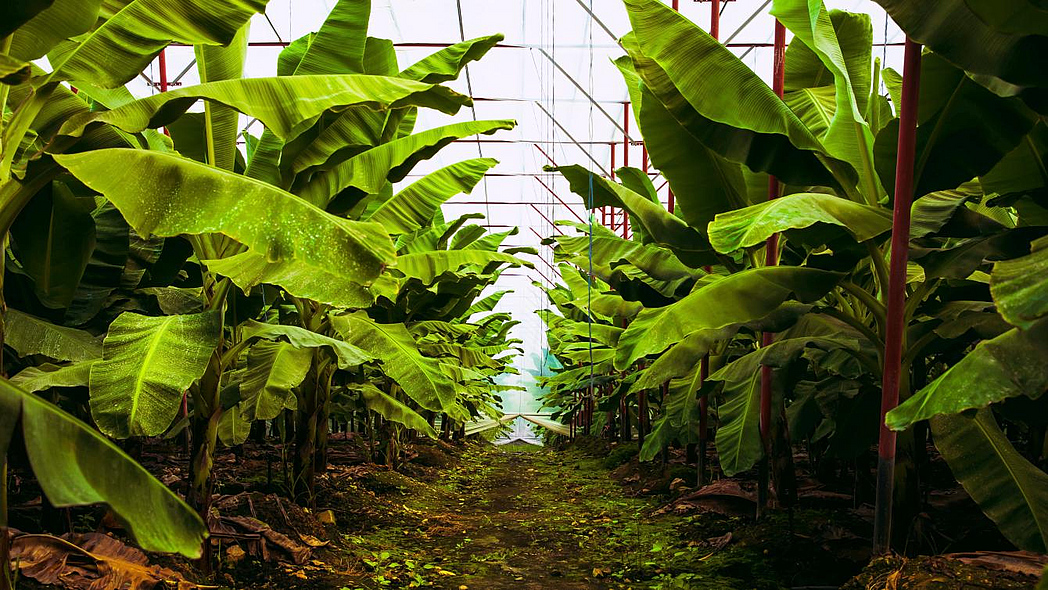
[622,103,631,239]
[758,18,787,517]
[873,37,923,555]
[710,0,720,39]
[158,49,170,136]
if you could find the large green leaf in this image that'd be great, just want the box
[59,75,470,142]
[614,56,749,232]
[10,361,94,392]
[874,53,1038,199]
[621,0,851,190]
[288,0,370,76]
[872,0,1048,90]
[981,122,1048,199]
[629,328,737,394]
[9,0,98,62]
[708,192,892,253]
[330,312,459,417]
[5,308,102,361]
[772,0,879,200]
[714,370,762,477]
[366,158,497,234]
[0,378,206,556]
[551,235,698,285]
[991,236,1048,329]
[393,250,528,285]
[358,383,438,438]
[932,409,1048,552]
[55,149,396,285]
[399,34,503,83]
[240,320,373,369]
[887,318,1048,430]
[1,0,57,39]
[296,120,514,207]
[784,85,837,140]
[783,9,872,113]
[203,252,376,309]
[554,164,712,267]
[615,267,842,369]
[194,23,249,172]
[89,311,221,439]
[11,182,96,308]
[237,340,312,420]
[42,0,266,87]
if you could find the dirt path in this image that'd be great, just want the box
[339,442,752,590]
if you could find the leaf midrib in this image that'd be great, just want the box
[128,315,176,432]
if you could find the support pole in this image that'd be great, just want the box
[758,19,787,520]
[874,37,923,556]
[622,102,630,239]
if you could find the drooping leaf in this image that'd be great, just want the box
[621,0,852,190]
[887,318,1048,430]
[55,149,396,286]
[237,340,312,421]
[59,75,471,142]
[296,120,514,207]
[42,0,267,87]
[0,378,207,557]
[393,250,528,285]
[708,192,892,253]
[399,34,504,83]
[991,236,1048,329]
[366,158,497,234]
[5,308,102,362]
[932,409,1048,552]
[358,383,438,438]
[615,267,842,369]
[240,320,373,369]
[554,164,713,267]
[10,361,94,392]
[203,252,375,310]
[331,312,460,417]
[89,311,221,439]
[872,0,1048,90]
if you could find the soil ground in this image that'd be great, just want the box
[10,436,1046,589]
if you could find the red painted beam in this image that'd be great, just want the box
[873,37,923,555]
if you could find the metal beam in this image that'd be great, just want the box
[534,47,634,143]
[534,101,611,177]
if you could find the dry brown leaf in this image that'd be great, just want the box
[8,529,196,590]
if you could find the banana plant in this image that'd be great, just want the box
[544,0,1047,552]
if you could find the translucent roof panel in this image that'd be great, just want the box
[123,0,909,412]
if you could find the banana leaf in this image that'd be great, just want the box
[55,149,397,286]
[708,192,892,253]
[59,75,471,142]
[0,378,206,556]
[887,317,1048,430]
[89,311,221,439]
[932,409,1048,552]
[42,0,266,87]
[616,267,842,369]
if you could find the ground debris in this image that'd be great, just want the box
[8,529,197,590]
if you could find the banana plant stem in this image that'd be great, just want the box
[874,37,923,556]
